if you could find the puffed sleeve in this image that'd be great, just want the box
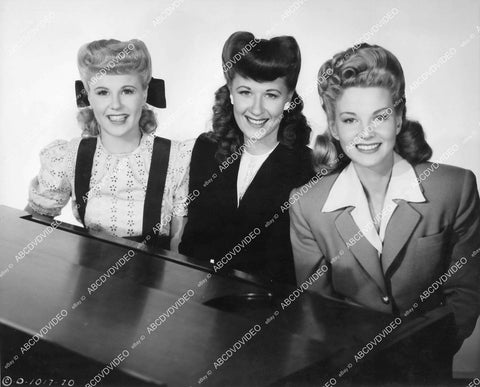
[171,139,195,217]
[28,140,73,217]
[290,190,334,294]
[443,169,480,344]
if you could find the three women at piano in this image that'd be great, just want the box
[179,31,314,285]
[26,37,480,345]
[27,39,193,251]
[290,43,480,356]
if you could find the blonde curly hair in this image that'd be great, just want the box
[76,38,157,136]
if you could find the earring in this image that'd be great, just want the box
[230,95,234,105]
[283,102,291,111]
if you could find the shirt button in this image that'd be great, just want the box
[382,296,390,304]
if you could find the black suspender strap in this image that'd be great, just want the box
[74,137,97,227]
[142,136,171,241]
[74,136,171,247]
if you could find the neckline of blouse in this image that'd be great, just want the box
[96,133,152,157]
[243,142,280,158]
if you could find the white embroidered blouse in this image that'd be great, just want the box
[28,133,194,238]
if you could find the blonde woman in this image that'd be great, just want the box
[27,39,193,251]
[291,43,480,381]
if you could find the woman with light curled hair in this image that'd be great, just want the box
[27,39,193,251]
[290,43,480,382]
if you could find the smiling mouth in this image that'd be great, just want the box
[107,114,129,124]
[245,116,269,128]
[356,143,381,153]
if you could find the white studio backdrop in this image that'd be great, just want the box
[0,0,479,377]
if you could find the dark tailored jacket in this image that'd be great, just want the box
[290,162,480,345]
[180,134,315,285]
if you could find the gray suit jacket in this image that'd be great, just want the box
[290,162,480,343]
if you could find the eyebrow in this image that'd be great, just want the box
[373,107,392,114]
[93,85,137,91]
[235,86,282,93]
[339,107,391,115]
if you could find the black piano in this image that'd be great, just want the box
[0,205,454,386]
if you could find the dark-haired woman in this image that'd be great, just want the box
[179,31,314,285]
[290,43,480,381]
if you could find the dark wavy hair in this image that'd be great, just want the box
[314,43,432,172]
[76,38,157,136]
[207,31,311,161]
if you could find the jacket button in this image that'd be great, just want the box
[382,296,390,304]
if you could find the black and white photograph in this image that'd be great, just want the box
[0,0,479,386]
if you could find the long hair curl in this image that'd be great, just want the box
[314,43,432,172]
[208,31,311,161]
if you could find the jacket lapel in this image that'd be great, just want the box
[382,200,421,274]
[218,154,241,212]
[335,209,387,294]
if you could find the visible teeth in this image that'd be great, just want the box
[356,144,380,150]
[246,117,267,125]
[108,115,127,122]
